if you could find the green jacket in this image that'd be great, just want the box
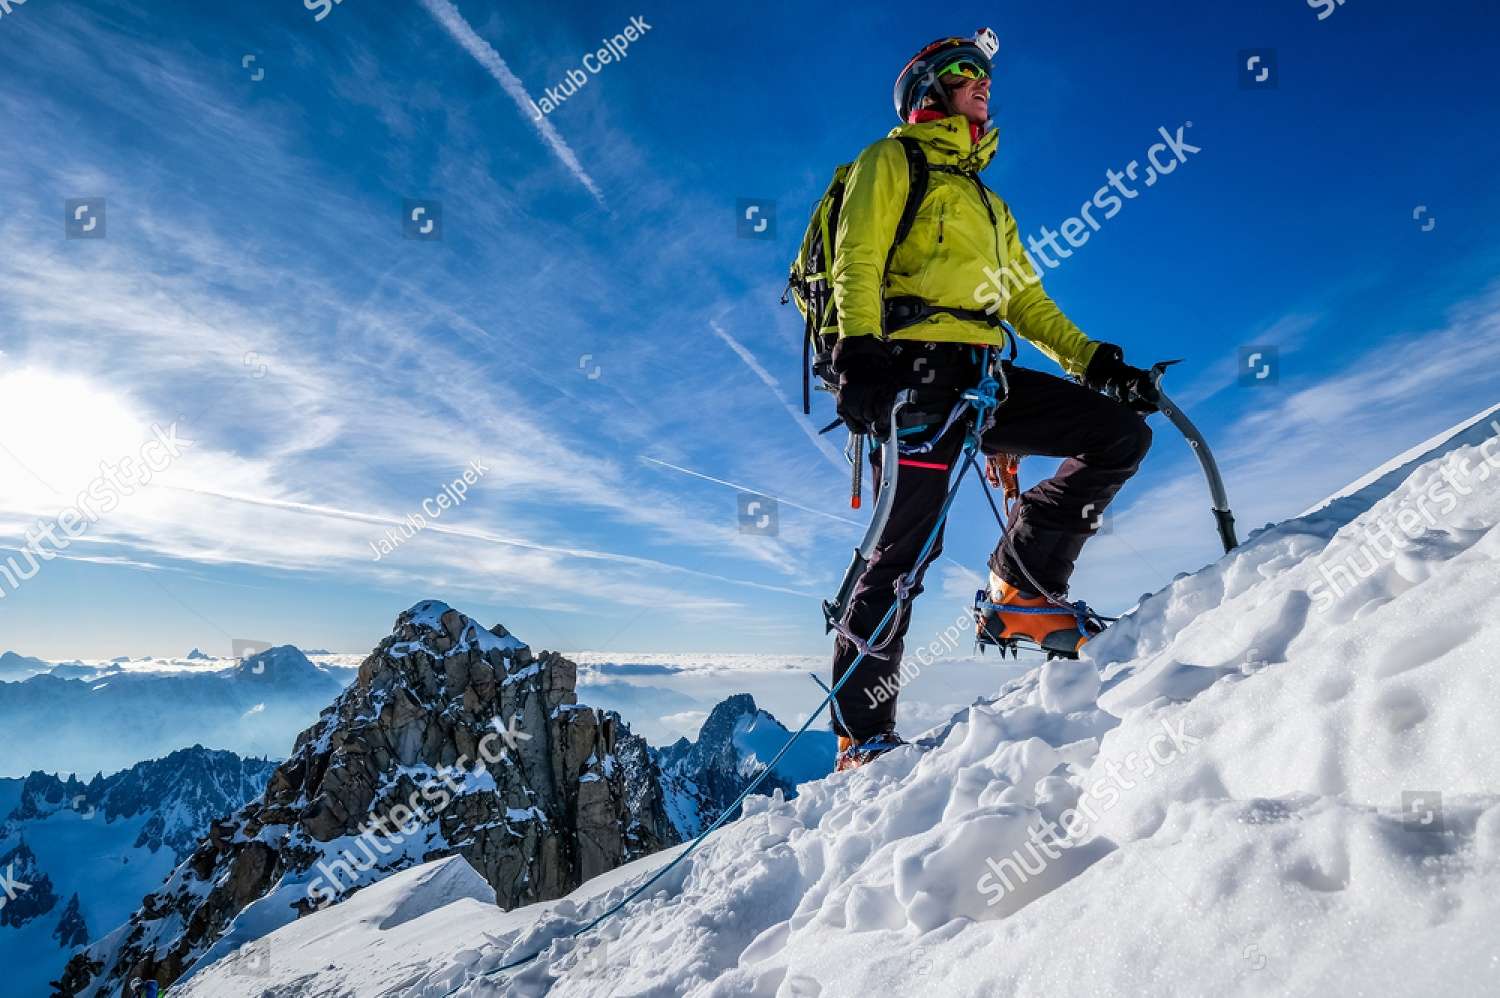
[831,115,1100,377]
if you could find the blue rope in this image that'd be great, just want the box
[445,361,998,996]
[809,672,851,735]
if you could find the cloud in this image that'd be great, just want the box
[661,710,709,738]
[417,0,606,205]
[709,320,848,475]
[0,11,826,615]
[640,456,861,527]
[148,482,818,599]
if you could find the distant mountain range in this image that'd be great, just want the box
[0,647,351,776]
[0,746,277,998]
[0,651,53,681]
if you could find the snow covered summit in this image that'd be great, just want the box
[176,408,1500,997]
[655,693,835,837]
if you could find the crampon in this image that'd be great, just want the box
[973,582,1107,660]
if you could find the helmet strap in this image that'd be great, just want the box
[922,74,955,116]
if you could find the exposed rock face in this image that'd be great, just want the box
[0,747,276,997]
[56,601,678,998]
[53,893,88,950]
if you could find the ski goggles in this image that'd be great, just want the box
[935,57,989,81]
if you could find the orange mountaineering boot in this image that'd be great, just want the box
[834,733,907,772]
[974,579,1103,660]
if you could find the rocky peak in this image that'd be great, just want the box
[682,694,759,757]
[56,600,677,998]
[4,748,277,862]
[230,645,325,685]
[655,694,835,838]
[8,772,91,823]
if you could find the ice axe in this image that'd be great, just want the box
[823,390,916,631]
[1147,360,1239,553]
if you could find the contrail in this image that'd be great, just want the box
[708,320,847,474]
[418,0,606,205]
[640,456,861,526]
[150,483,816,599]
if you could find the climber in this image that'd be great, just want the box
[828,29,1158,771]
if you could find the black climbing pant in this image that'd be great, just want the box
[830,343,1151,739]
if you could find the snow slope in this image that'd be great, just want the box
[168,850,693,998]
[179,410,1500,997]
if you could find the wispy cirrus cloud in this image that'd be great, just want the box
[709,320,848,475]
[416,0,606,205]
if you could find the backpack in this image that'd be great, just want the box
[782,136,930,417]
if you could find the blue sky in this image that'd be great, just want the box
[0,0,1496,660]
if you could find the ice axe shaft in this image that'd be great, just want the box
[1150,362,1238,553]
[849,434,864,509]
[824,391,915,631]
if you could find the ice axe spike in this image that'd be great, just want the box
[1148,361,1239,553]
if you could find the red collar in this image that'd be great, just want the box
[906,109,985,144]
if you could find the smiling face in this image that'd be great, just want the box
[945,74,991,126]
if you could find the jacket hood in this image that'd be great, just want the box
[887,115,998,172]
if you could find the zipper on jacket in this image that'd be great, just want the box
[967,173,1003,266]
[937,203,946,243]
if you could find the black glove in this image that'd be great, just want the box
[832,336,897,433]
[1083,343,1161,414]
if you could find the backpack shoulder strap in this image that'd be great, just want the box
[880,136,929,300]
[891,136,929,249]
